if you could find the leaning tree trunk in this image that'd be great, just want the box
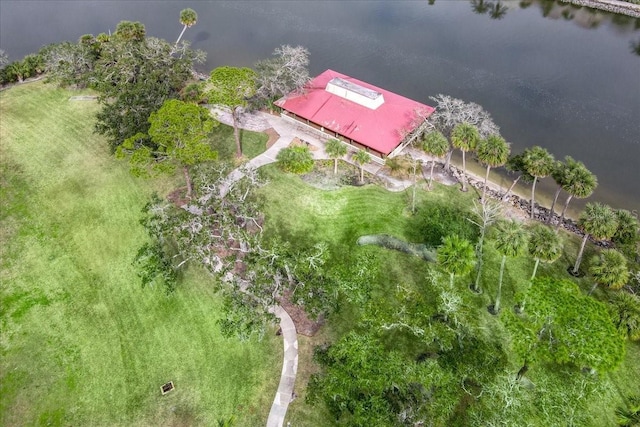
[573,233,590,274]
[556,194,574,230]
[461,150,468,192]
[530,176,539,219]
[232,107,242,158]
[588,281,600,295]
[547,185,563,224]
[481,164,491,202]
[175,24,188,46]
[428,160,436,190]
[494,255,507,314]
[183,165,193,199]
[502,175,521,202]
[530,258,541,282]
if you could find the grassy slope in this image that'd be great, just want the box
[0,82,279,426]
[258,164,640,426]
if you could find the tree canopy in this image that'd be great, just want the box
[208,66,258,157]
[325,138,348,174]
[476,134,510,202]
[308,332,454,426]
[92,23,203,150]
[504,277,625,373]
[523,146,554,219]
[255,44,310,104]
[276,145,314,174]
[117,99,217,197]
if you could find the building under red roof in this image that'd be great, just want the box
[275,69,435,159]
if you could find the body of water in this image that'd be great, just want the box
[1,0,638,214]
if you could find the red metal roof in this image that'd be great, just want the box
[275,69,435,156]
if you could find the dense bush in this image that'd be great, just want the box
[410,203,478,247]
[276,145,314,174]
[0,53,45,85]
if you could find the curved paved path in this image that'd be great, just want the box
[211,108,302,427]
[210,107,423,426]
[266,306,298,427]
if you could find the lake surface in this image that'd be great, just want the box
[1,0,639,214]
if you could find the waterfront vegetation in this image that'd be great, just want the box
[2,16,640,426]
[259,164,639,426]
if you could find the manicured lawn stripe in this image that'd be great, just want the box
[1,82,279,426]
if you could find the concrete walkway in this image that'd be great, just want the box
[210,107,443,427]
[210,108,303,427]
[265,306,298,427]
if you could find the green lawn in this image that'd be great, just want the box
[0,82,280,426]
[210,124,268,161]
[258,164,640,426]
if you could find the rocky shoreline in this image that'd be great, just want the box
[564,0,640,18]
[444,165,613,248]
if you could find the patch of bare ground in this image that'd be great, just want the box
[167,187,190,207]
[301,160,383,190]
[264,127,280,149]
[278,290,324,337]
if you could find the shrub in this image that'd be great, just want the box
[411,204,478,247]
[276,145,314,174]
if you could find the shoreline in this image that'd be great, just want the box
[565,0,640,18]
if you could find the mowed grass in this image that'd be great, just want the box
[210,124,268,161]
[258,164,640,426]
[0,82,280,426]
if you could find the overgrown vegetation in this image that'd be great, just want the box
[254,164,639,426]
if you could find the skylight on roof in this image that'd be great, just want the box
[325,77,384,109]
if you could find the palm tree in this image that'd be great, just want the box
[451,123,480,192]
[353,150,371,184]
[437,235,476,288]
[573,202,618,275]
[115,20,146,43]
[468,200,502,294]
[523,146,554,219]
[609,292,640,341]
[556,162,597,230]
[546,158,570,225]
[519,224,562,312]
[325,138,347,175]
[476,134,510,203]
[176,8,198,46]
[613,209,640,246]
[588,249,629,294]
[527,224,563,282]
[491,220,528,314]
[547,156,593,226]
[421,131,449,190]
[501,153,533,202]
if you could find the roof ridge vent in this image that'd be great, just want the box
[325,77,384,109]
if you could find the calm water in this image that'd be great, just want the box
[1,0,639,214]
